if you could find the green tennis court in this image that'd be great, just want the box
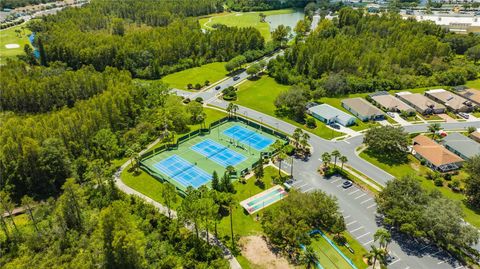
[140,118,287,193]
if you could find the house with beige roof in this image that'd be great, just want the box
[455,87,480,108]
[425,89,474,113]
[395,92,446,115]
[469,131,480,143]
[412,135,463,172]
[368,91,415,114]
[341,98,384,121]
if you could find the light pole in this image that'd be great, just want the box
[259,116,263,132]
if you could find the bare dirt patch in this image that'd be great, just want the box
[239,235,292,269]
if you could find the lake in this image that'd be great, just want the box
[266,10,305,32]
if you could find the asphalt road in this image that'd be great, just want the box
[174,77,480,268]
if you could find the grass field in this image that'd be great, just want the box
[309,234,356,269]
[199,9,295,41]
[235,76,343,139]
[466,79,480,89]
[0,24,32,65]
[160,62,228,91]
[359,150,480,228]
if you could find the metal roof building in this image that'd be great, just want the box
[307,104,356,127]
[441,132,480,160]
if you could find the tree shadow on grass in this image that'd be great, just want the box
[463,200,480,215]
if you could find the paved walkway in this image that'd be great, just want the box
[114,138,241,269]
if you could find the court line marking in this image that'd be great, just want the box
[356,232,371,239]
[355,193,367,200]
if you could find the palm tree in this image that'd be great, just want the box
[292,128,303,150]
[321,152,331,169]
[196,112,206,129]
[374,228,392,251]
[300,132,310,154]
[428,123,441,139]
[331,150,341,167]
[301,246,319,269]
[367,245,386,269]
[339,155,348,170]
[226,103,234,118]
[231,104,239,119]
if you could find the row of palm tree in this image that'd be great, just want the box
[226,103,239,118]
[292,128,311,156]
[321,150,348,170]
[366,228,392,268]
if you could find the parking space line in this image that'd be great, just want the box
[361,198,373,204]
[356,232,370,239]
[367,204,376,209]
[344,215,351,219]
[389,258,401,266]
[348,189,359,195]
[336,183,343,187]
[455,266,464,269]
[296,183,308,189]
[355,193,367,200]
[330,178,340,184]
[291,180,303,186]
[437,261,445,265]
[350,226,364,233]
[346,220,357,226]
[362,240,374,246]
[303,187,314,193]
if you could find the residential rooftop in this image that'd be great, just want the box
[442,132,480,159]
[341,97,384,117]
[412,135,463,167]
[425,89,473,111]
[307,104,355,124]
[370,93,414,112]
[396,92,445,111]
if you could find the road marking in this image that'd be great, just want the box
[344,215,351,219]
[296,183,308,189]
[438,261,445,265]
[303,187,314,193]
[292,180,303,186]
[388,258,401,266]
[339,210,344,213]
[356,232,371,239]
[346,220,357,226]
[350,226,364,233]
[354,193,367,200]
[330,178,340,184]
[362,240,374,246]
[361,198,373,204]
[405,267,410,269]
[455,266,464,269]
[336,183,343,187]
[348,189,359,195]
[367,204,376,209]
[343,140,350,144]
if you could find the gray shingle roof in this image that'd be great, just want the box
[442,132,480,159]
[308,104,355,123]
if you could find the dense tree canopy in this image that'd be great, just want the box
[0,0,56,9]
[29,0,264,79]
[377,176,479,251]
[228,0,310,11]
[0,179,228,268]
[267,9,479,95]
[364,126,409,162]
[464,155,480,208]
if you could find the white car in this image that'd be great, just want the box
[387,112,395,118]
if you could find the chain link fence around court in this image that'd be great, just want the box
[139,116,289,195]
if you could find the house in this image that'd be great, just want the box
[307,104,356,126]
[470,131,480,143]
[441,132,480,160]
[369,91,415,114]
[455,87,480,108]
[424,89,474,113]
[412,135,464,172]
[341,98,384,121]
[395,92,446,114]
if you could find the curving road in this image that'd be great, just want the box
[174,71,480,268]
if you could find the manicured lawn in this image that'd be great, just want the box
[235,76,343,139]
[465,79,480,89]
[160,62,228,91]
[359,150,480,228]
[0,23,32,65]
[199,9,295,41]
[309,232,367,269]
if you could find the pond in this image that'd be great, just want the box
[266,9,305,32]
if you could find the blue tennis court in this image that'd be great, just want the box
[191,139,246,167]
[153,155,211,188]
[223,125,274,151]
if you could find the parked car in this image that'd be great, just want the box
[387,112,395,118]
[215,85,221,90]
[233,76,240,81]
[458,112,469,119]
[342,180,353,188]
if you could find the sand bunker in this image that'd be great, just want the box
[239,236,292,269]
[5,44,20,49]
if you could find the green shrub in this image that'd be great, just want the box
[306,117,316,128]
[284,144,295,155]
[195,97,203,103]
[434,178,443,187]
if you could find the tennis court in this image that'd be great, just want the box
[153,155,211,188]
[223,125,274,151]
[140,119,285,192]
[191,139,246,167]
